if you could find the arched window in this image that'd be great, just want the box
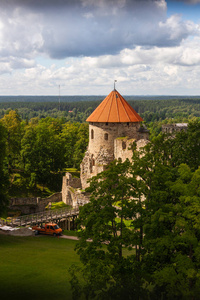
[104,133,108,140]
[91,129,94,139]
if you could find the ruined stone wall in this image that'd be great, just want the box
[114,138,149,162]
[62,185,90,206]
[162,123,188,134]
[9,192,62,214]
[114,138,135,162]
[62,172,81,204]
[80,148,113,189]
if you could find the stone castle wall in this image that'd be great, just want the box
[80,122,149,189]
[114,138,149,162]
[88,122,140,155]
[62,172,81,204]
[162,123,188,134]
[9,192,62,214]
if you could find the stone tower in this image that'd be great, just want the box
[80,89,149,189]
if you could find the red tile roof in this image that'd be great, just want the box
[86,90,143,123]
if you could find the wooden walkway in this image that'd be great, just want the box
[0,206,80,227]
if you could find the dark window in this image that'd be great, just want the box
[122,141,126,150]
[91,129,94,139]
[104,133,108,140]
[127,122,129,126]
[92,159,95,166]
[106,122,108,126]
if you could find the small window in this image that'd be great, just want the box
[91,129,94,139]
[92,159,95,166]
[122,141,126,150]
[106,122,108,126]
[104,133,108,140]
[127,122,129,126]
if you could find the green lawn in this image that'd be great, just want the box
[0,235,80,300]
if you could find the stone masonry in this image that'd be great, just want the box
[62,89,150,205]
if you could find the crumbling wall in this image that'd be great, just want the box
[62,172,81,204]
[9,192,62,214]
[62,172,90,206]
[80,148,113,189]
[114,138,149,162]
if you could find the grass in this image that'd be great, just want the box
[48,201,71,210]
[62,230,78,236]
[0,235,80,300]
[0,230,135,300]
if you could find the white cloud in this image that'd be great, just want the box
[0,0,194,62]
[0,0,199,95]
[1,36,200,95]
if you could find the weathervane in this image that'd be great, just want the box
[114,80,117,91]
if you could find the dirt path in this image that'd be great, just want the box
[60,235,79,240]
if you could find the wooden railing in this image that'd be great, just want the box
[0,205,81,227]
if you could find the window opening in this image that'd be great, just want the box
[104,133,108,140]
[91,129,94,139]
[122,141,126,150]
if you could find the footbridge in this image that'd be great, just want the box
[1,206,81,229]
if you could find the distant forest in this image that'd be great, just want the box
[0,96,200,128]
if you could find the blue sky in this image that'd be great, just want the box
[0,0,200,95]
[167,0,200,22]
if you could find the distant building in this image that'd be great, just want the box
[162,123,188,134]
[62,89,149,205]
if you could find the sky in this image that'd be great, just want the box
[0,0,200,96]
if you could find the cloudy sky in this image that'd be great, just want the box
[0,0,200,95]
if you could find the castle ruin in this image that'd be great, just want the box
[62,89,149,206]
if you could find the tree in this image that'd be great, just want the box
[141,164,200,299]
[61,122,88,168]
[73,123,89,169]
[0,110,24,171]
[70,159,147,300]
[170,120,200,171]
[0,123,9,214]
[21,118,66,190]
[71,128,200,299]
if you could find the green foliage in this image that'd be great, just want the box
[0,112,88,198]
[71,126,200,299]
[0,110,88,203]
[0,122,9,214]
[71,159,147,299]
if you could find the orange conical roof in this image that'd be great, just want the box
[86,90,143,123]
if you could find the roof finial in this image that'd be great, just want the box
[114,79,117,91]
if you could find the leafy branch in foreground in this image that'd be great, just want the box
[70,159,147,300]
